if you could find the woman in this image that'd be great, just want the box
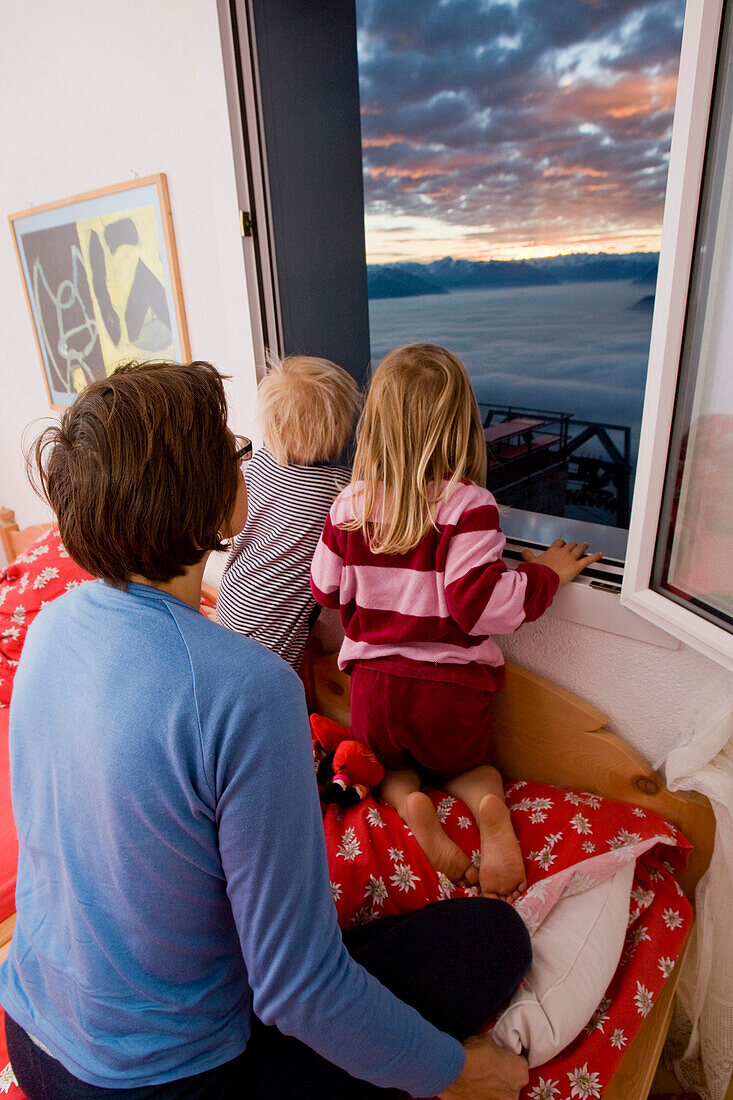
[0,359,530,1099]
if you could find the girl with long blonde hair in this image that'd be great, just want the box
[311,344,601,897]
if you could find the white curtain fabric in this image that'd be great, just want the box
[660,677,733,1100]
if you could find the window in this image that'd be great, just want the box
[354,0,685,556]
[220,0,372,388]
[622,0,733,669]
[220,1,706,640]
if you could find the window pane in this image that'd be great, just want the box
[653,2,733,631]
[355,0,685,537]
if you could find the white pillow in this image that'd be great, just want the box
[492,861,634,1067]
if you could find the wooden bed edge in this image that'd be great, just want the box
[199,583,219,622]
[0,507,54,565]
[0,913,15,967]
[491,669,715,905]
[0,508,19,564]
[304,648,715,904]
[200,583,218,607]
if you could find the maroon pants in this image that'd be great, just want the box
[349,663,494,780]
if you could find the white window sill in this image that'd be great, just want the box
[503,508,679,650]
[546,577,679,649]
[502,507,628,561]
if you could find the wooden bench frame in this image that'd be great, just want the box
[303,638,715,1100]
[0,508,53,565]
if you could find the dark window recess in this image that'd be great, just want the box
[248,0,371,387]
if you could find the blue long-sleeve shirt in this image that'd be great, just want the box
[0,581,463,1093]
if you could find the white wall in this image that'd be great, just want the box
[1,1,728,769]
[500,615,729,766]
[0,0,260,528]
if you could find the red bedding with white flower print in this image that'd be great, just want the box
[0,739,692,1100]
[320,759,691,1100]
[0,527,94,708]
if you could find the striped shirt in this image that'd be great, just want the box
[310,479,559,689]
[217,447,350,669]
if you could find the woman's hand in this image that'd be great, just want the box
[438,1035,529,1100]
[521,539,603,586]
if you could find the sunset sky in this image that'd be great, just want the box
[355,0,686,263]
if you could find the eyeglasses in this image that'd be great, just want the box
[234,435,253,466]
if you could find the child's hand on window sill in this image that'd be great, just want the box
[521,539,603,586]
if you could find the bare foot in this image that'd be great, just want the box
[477,794,527,902]
[406,791,476,885]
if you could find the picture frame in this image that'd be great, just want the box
[9,174,190,409]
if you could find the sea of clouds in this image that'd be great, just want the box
[367,279,653,468]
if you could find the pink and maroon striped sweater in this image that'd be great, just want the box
[310,479,559,690]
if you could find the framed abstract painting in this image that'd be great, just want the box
[9,174,190,408]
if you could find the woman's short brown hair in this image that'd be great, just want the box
[31,360,239,586]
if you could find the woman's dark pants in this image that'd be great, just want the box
[6,897,531,1099]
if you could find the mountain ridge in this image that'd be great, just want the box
[367,252,659,299]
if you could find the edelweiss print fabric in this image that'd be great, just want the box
[0,527,93,706]
[0,779,692,1100]
[0,1059,19,1095]
[0,705,693,1097]
[318,730,692,1099]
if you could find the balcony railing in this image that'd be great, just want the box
[478,403,632,528]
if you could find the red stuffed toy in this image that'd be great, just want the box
[310,714,385,807]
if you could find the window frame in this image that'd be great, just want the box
[222,0,372,389]
[219,0,710,648]
[620,0,733,670]
[217,0,284,377]
[227,0,670,548]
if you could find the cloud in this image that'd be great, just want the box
[356,0,685,257]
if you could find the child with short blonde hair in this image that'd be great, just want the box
[311,344,602,899]
[217,354,358,669]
